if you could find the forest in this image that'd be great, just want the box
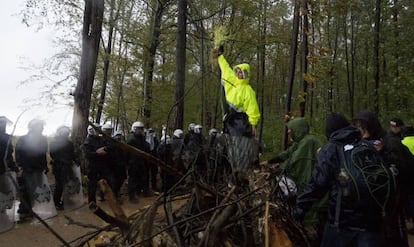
[21,0,414,154]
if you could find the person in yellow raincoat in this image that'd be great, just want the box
[212,46,260,137]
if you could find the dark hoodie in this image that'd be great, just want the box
[352,109,385,140]
[325,112,350,140]
[294,117,390,230]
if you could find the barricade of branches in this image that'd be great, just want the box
[71,166,310,246]
[73,124,311,246]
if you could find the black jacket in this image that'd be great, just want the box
[0,132,17,173]
[126,133,150,168]
[295,126,386,231]
[82,135,116,171]
[15,133,48,173]
[50,137,77,167]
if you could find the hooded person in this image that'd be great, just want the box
[353,110,413,247]
[325,113,351,140]
[293,113,395,246]
[262,117,323,241]
[213,46,260,137]
[264,117,322,193]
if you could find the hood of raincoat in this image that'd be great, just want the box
[233,63,250,85]
[287,117,309,142]
[325,112,350,139]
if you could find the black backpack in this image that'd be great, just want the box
[336,140,397,220]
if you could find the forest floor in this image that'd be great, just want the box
[1,194,414,247]
[0,194,159,247]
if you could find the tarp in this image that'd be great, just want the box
[225,135,259,172]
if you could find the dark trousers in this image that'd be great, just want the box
[112,165,126,197]
[320,224,383,247]
[223,111,252,137]
[150,165,158,191]
[128,164,150,198]
[87,165,114,203]
[53,166,65,205]
[17,173,32,213]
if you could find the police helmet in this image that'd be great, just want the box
[28,119,45,133]
[194,124,202,134]
[173,129,184,138]
[56,126,70,137]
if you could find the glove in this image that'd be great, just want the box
[218,45,224,54]
[211,45,224,58]
[211,49,220,58]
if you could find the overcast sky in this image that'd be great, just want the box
[0,1,73,136]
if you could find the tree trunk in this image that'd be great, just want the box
[373,0,381,115]
[258,0,267,145]
[96,0,117,124]
[143,0,169,127]
[283,0,300,149]
[344,14,352,116]
[299,0,309,118]
[72,0,104,167]
[173,0,187,130]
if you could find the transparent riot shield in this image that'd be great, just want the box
[63,165,84,210]
[0,172,17,233]
[28,172,57,220]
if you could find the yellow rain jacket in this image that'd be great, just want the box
[218,55,260,126]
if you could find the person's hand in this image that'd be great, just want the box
[96,147,107,155]
[373,140,383,152]
[44,167,49,174]
[218,45,224,54]
[211,49,220,58]
[260,160,268,166]
[211,45,224,58]
[252,125,257,137]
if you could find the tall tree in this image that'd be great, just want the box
[373,0,381,114]
[173,0,187,130]
[299,0,309,117]
[72,0,104,158]
[95,0,119,123]
[283,0,300,149]
[142,0,171,127]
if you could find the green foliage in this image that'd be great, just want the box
[20,0,414,153]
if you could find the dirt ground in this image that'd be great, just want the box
[0,195,158,247]
[1,196,414,247]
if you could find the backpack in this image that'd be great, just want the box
[336,140,397,219]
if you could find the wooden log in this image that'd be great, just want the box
[88,121,182,177]
[97,179,129,230]
[269,221,292,247]
[89,201,130,232]
[264,201,270,247]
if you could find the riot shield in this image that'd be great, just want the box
[0,172,16,233]
[63,165,84,210]
[27,172,57,220]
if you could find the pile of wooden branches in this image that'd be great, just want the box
[69,165,311,247]
[69,126,311,246]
